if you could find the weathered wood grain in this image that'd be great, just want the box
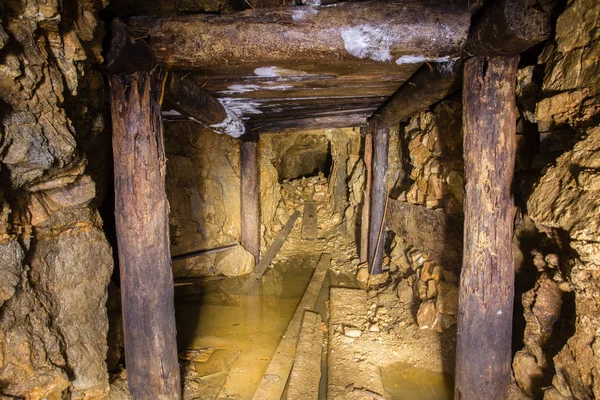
[385,199,463,270]
[368,0,553,128]
[360,129,373,263]
[302,201,318,240]
[128,2,470,70]
[287,311,323,400]
[109,71,181,399]
[236,210,301,295]
[163,73,246,138]
[454,56,519,400]
[368,127,389,275]
[241,137,260,262]
[252,254,330,400]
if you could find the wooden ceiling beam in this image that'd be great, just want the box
[367,0,554,129]
[250,114,366,133]
[127,1,471,70]
[163,73,248,138]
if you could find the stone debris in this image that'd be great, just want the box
[385,235,459,333]
[393,98,464,213]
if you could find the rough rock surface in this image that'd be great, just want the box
[165,123,242,277]
[528,126,600,399]
[386,235,459,333]
[523,0,600,397]
[0,0,114,397]
[393,96,463,213]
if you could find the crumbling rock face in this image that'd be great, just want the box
[394,96,463,213]
[521,0,600,397]
[387,235,459,333]
[260,128,361,246]
[528,126,600,399]
[0,0,114,397]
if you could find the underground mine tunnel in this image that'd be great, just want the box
[0,0,599,399]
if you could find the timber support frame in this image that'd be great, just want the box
[367,126,389,275]
[109,71,182,399]
[240,133,261,263]
[454,55,519,399]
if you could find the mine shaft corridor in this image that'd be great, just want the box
[98,0,570,399]
[2,0,596,396]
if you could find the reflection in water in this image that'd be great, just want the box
[175,259,318,399]
[381,362,454,400]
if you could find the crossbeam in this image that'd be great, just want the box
[128,2,470,70]
[163,73,247,138]
[367,0,553,129]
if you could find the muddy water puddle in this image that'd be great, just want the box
[381,362,454,400]
[175,254,357,399]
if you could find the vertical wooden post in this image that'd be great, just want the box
[360,128,373,263]
[368,127,389,275]
[455,56,519,400]
[109,72,181,399]
[241,134,260,263]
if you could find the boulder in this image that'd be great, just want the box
[436,282,458,316]
[417,300,437,329]
[214,245,255,276]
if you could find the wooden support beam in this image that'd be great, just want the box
[103,19,155,74]
[467,0,554,56]
[288,311,323,400]
[109,71,181,399]
[252,254,330,400]
[240,135,260,263]
[249,114,367,134]
[163,73,247,138]
[369,60,463,135]
[367,127,389,275]
[235,210,301,295]
[128,2,470,70]
[454,56,519,400]
[367,0,552,128]
[360,128,373,263]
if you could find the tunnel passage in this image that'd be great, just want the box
[276,134,332,182]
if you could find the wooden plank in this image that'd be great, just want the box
[287,311,323,400]
[250,114,367,133]
[128,2,470,70]
[109,71,181,399]
[252,254,331,400]
[241,137,260,262]
[368,60,463,127]
[235,211,300,294]
[302,201,318,240]
[385,199,463,270]
[367,127,389,275]
[454,56,519,400]
[367,0,553,128]
[163,73,246,138]
[360,129,373,263]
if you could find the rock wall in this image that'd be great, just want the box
[164,122,259,277]
[260,128,362,247]
[386,2,600,398]
[0,0,113,398]
[522,1,600,397]
[392,95,464,215]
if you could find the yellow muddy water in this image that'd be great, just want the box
[175,254,355,400]
[381,362,454,400]
[175,255,452,400]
